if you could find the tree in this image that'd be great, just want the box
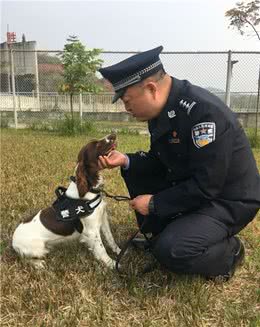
[226,1,260,142]
[58,36,103,116]
[37,53,63,93]
[225,0,260,40]
[38,53,62,64]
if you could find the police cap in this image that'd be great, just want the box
[99,46,164,103]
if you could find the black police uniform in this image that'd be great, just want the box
[99,46,260,277]
[121,77,260,277]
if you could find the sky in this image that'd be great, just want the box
[0,0,260,52]
[0,0,259,92]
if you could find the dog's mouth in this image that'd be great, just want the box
[103,142,117,156]
[100,133,117,156]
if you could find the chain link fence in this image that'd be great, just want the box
[0,49,259,129]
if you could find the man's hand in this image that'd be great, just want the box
[130,194,153,216]
[98,150,128,170]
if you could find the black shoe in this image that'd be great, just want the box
[207,236,245,282]
[139,257,160,275]
[228,236,245,277]
[131,236,151,251]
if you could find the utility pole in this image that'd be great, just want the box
[225,50,238,108]
[256,65,260,137]
[7,24,11,93]
[7,26,18,128]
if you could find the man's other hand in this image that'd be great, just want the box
[130,194,153,216]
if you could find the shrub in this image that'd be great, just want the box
[55,115,95,136]
[0,117,10,128]
[28,115,95,136]
[29,121,53,131]
[247,131,260,148]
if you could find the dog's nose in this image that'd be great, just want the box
[107,133,116,142]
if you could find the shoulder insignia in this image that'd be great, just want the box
[179,99,197,115]
[138,151,147,157]
[191,122,216,148]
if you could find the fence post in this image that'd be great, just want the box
[79,92,83,121]
[34,49,40,110]
[255,65,260,137]
[10,49,17,128]
[225,50,232,107]
[91,93,95,112]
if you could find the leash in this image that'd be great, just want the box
[70,178,156,276]
[115,221,154,276]
[70,175,159,275]
[101,189,131,202]
[101,189,156,276]
[101,190,154,275]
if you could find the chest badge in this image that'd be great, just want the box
[192,122,216,148]
[168,109,176,119]
[169,130,180,144]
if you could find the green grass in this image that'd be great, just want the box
[1,129,260,327]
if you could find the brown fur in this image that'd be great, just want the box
[40,207,83,236]
[22,209,42,223]
[76,161,89,198]
[75,141,106,197]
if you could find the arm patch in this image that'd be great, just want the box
[191,122,216,148]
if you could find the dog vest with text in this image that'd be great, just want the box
[52,186,102,222]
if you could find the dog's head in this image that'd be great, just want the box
[75,134,117,197]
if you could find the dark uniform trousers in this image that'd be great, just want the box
[122,172,248,277]
[121,77,260,278]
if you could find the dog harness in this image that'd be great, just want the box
[52,186,102,222]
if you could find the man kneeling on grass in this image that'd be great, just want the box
[98,46,260,281]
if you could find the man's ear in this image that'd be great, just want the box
[145,81,157,98]
[75,161,88,198]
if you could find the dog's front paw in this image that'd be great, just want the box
[104,259,117,270]
[114,247,121,255]
[30,259,46,269]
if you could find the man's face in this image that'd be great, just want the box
[120,82,158,122]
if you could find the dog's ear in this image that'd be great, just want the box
[75,161,88,198]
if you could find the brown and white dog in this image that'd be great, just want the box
[12,134,121,269]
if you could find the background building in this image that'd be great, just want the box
[0,36,37,93]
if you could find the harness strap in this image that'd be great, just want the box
[53,186,102,222]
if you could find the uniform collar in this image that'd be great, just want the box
[149,77,183,141]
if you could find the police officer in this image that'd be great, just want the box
[98,46,260,280]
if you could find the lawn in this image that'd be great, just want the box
[1,129,260,327]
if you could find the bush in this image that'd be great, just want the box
[247,132,260,148]
[55,115,95,136]
[246,129,260,148]
[29,121,54,131]
[28,115,95,136]
[0,117,10,128]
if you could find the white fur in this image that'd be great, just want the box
[12,180,121,269]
